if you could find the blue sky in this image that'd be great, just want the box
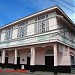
[0,0,75,27]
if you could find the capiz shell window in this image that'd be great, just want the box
[12,29,18,39]
[1,32,5,41]
[27,24,34,36]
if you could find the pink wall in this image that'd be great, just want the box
[70,48,75,55]
[35,47,45,65]
[0,56,1,63]
[35,46,53,65]
[57,46,71,65]
[5,44,74,66]
[19,48,30,64]
[7,48,30,64]
[8,50,14,63]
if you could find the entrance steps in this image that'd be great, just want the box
[71,68,75,74]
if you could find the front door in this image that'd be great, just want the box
[27,57,30,70]
[17,57,20,69]
[45,56,54,71]
[5,57,8,68]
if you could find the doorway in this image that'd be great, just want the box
[45,50,54,71]
[17,57,20,69]
[27,57,30,70]
[27,51,31,70]
[5,57,8,68]
[45,56,54,71]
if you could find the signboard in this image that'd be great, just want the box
[58,45,65,52]
[37,35,49,42]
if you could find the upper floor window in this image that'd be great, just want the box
[35,15,48,21]
[69,32,74,41]
[18,22,27,38]
[34,22,38,34]
[0,32,5,41]
[41,20,45,33]
[5,27,13,40]
[34,15,49,34]
[46,15,48,18]
[34,19,49,34]
[18,22,25,26]
[38,15,45,20]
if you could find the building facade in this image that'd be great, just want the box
[0,6,75,73]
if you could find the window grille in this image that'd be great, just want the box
[18,22,27,38]
[45,50,53,56]
[34,15,49,34]
[5,27,13,40]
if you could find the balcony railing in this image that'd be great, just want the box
[57,32,75,48]
[0,32,75,49]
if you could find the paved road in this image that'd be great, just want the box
[0,71,75,75]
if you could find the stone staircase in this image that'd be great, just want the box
[71,67,75,74]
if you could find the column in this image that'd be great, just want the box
[54,43,58,74]
[68,47,71,67]
[30,46,35,72]
[14,49,17,69]
[1,50,5,68]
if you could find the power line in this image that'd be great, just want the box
[52,0,74,12]
[61,0,75,7]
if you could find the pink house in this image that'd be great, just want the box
[0,5,75,74]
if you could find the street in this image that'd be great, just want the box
[0,71,75,75]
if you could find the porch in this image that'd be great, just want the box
[0,43,71,73]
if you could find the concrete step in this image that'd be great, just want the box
[71,68,75,70]
[71,68,75,74]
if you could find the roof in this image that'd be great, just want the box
[0,5,75,30]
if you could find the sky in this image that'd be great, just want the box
[0,0,75,27]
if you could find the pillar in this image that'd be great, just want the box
[30,46,35,72]
[1,50,5,68]
[54,43,58,74]
[67,47,71,73]
[14,49,17,70]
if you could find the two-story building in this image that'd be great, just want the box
[0,5,75,73]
